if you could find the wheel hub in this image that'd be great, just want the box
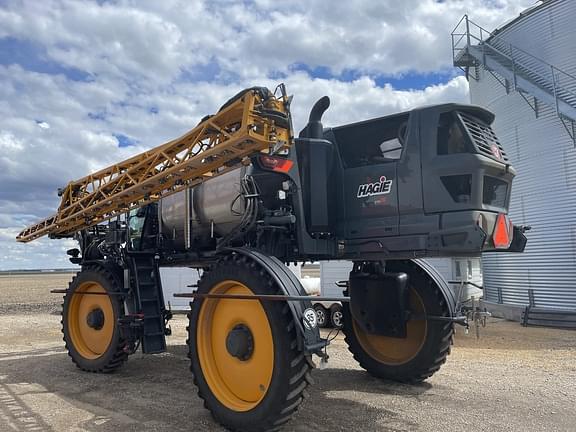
[226,324,254,361]
[86,308,105,330]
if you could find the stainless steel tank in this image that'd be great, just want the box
[158,190,189,250]
[158,167,248,250]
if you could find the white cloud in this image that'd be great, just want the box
[0,0,536,268]
[0,0,536,81]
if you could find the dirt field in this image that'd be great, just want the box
[1,274,575,432]
[0,273,74,315]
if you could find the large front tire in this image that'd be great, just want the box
[61,266,128,372]
[342,264,453,384]
[187,254,312,432]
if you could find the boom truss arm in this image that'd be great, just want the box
[17,86,292,243]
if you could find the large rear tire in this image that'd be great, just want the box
[61,266,128,372]
[187,254,313,432]
[342,264,453,384]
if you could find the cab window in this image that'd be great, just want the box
[128,208,146,250]
[334,113,409,168]
[437,112,467,155]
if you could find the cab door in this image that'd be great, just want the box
[343,162,399,239]
[333,115,407,240]
[127,204,158,251]
[127,207,147,250]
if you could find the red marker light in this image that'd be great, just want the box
[259,155,294,173]
[493,213,512,249]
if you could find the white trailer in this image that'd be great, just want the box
[161,263,305,312]
[160,259,483,320]
[314,258,483,327]
[160,267,201,312]
[426,257,483,301]
[310,261,352,328]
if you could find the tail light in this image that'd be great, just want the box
[259,155,294,173]
[493,213,513,249]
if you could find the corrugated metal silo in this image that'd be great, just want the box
[452,0,576,319]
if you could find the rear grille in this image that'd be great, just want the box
[458,112,508,162]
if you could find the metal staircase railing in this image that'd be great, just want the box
[451,15,576,143]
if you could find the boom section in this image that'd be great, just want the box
[17,87,292,243]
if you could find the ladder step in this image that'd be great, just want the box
[142,346,166,354]
[143,331,165,337]
[128,257,168,355]
[137,268,155,274]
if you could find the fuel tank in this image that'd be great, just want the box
[158,167,248,251]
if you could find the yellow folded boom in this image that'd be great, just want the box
[16,87,292,243]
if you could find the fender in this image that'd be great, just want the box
[411,259,457,316]
[81,259,125,289]
[387,259,457,317]
[225,248,326,355]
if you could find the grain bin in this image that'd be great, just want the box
[452,0,576,320]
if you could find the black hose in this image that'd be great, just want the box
[217,175,259,249]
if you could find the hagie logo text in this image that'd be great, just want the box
[357,176,393,199]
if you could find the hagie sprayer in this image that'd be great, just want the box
[17,85,527,431]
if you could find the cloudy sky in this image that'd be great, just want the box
[0,0,535,269]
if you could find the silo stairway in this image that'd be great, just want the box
[451,15,576,143]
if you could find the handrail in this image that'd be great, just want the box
[453,16,576,81]
[451,15,576,116]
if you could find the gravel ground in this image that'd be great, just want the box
[1,274,575,432]
[0,273,74,315]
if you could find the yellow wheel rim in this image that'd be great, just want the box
[197,280,274,412]
[67,281,115,360]
[353,289,427,365]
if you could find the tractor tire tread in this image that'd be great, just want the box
[343,264,453,384]
[62,265,128,373]
[187,252,311,432]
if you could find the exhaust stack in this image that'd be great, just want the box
[300,96,330,139]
